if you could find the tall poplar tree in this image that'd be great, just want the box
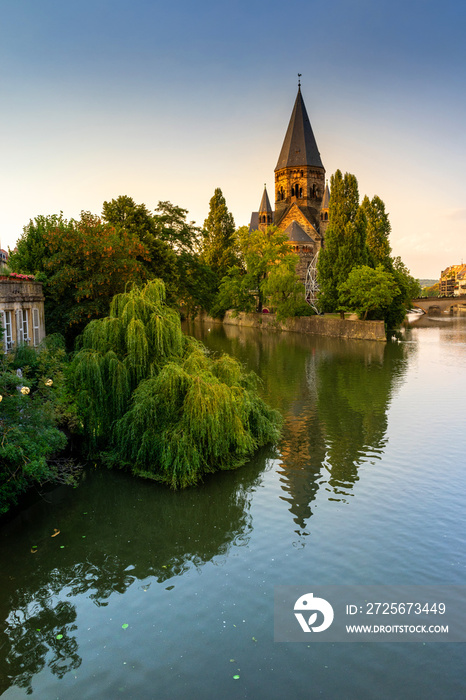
[200,188,237,281]
[317,170,368,312]
[361,195,392,268]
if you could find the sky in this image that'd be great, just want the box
[0,0,465,279]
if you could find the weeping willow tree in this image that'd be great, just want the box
[71,280,282,488]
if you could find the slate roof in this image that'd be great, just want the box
[259,186,273,214]
[249,212,259,232]
[275,87,324,171]
[283,220,316,244]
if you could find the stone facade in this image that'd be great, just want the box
[199,312,386,342]
[0,278,46,352]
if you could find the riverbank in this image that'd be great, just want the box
[197,311,387,341]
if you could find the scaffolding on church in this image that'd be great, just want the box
[305,253,320,313]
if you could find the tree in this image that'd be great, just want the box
[70,280,282,488]
[338,265,399,320]
[212,225,307,317]
[102,195,179,301]
[200,188,238,281]
[8,214,72,275]
[383,257,421,329]
[153,201,202,254]
[317,170,368,312]
[44,211,149,344]
[361,195,392,267]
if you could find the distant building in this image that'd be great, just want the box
[249,85,330,305]
[0,276,46,352]
[0,249,8,270]
[439,265,466,297]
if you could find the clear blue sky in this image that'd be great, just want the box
[1,0,465,278]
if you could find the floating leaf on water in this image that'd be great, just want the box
[82,535,86,538]
[165,585,175,591]
[233,675,240,680]
[122,624,129,629]
[56,634,63,640]
[230,659,235,662]
[30,548,37,554]
[60,545,65,549]
[252,637,257,642]
[51,529,60,537]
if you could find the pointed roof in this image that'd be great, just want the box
[258,186,273,214]
[322,181,330,208]
[283,220,316,244]
[275,87,323,171]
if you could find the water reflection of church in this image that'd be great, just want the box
[249,84,330,301]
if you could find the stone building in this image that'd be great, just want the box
[439,264,466,297]
[0,276,46,352]
[250,85,330,305]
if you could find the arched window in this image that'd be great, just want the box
[291,185,295,197]
[299,187,303,198]
[325,212,328,221]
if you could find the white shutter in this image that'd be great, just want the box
[1,311,6,353]
[23,309,29,344]
[33,308,40,346]
[16,309,23,345]
[4,311,12,350]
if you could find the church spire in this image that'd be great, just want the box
[258,185,273,229]
[275,86,323,171]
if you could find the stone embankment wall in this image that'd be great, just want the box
[199,311,386,342]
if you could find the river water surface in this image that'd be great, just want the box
[1,317,465,699]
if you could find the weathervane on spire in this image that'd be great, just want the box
[298,73,302,87]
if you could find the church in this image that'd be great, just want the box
[249,85,330,303]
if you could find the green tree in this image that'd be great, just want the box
[200,188,237,281]
[70,280,282,488]
[361,195,392,267]
[338,265,399,320]
[44,211,149,345]
[153,201,202,254]
[212,225,307,317]
[102,195,179,300]
[8,214,72,275]
[317,170,368,312]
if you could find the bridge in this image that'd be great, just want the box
[411,296,466,314]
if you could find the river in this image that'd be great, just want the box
[1,316,465,699]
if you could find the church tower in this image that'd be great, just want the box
[274,85,325,233]
[249,85,328,298]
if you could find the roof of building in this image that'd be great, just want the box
[249,212,259,232]
[258,186,273,214]
[322,181,330,209]
[275,87,324,171]
[283,220,316,243]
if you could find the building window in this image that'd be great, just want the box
[16,309,29,346]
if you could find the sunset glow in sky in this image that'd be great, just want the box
[1,0,465,278]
